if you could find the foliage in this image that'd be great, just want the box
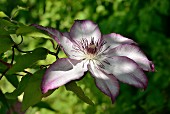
[0,0,170,114]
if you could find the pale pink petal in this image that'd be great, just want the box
[63,32,71,39]
[88,62,119,103]
[101,33,136,53]
[41,58,88,93]
[32,24,84,60]
[70,20,102,44]
[107,44,154,71]
[99,56,148,89]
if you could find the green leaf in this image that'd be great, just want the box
[0,36,13,54]
[22,70,45,111]
[16,25,50,39]
[16,26,39,35]
[0,19,15,26]
[0,60,8,72]
[0,28,16,35]
[33,101,58,112]
[0,89,9,109]
[22,69,54,111]
[5,75,30,99]
[5,75,19,88]
[0,11,8,18]
[17,6,29,11]
[65,81,94,105]
[0,19,17,35]
[7,47,48,74]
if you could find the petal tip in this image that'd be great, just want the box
[111,98,116,104]
[41,86,48,94]
[74,19,95,24]
[110,90,119,104]
[143,79,148,90]
[150,61,155,72]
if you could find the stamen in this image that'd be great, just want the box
[72,37,107,60]
[103,60,111,65]
[98,61,105,69]
[101,45,110,53]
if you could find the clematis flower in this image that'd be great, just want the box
[32,20,154,102]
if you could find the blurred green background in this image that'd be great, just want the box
[0,0,170,114]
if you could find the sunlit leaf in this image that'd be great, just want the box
[5,74,19,88]
[7,47,48,74]
[0,11,8,18]
[17,6,29,11]
[65,81,94,105]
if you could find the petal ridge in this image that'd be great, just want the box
[99,56,148,89]
[106,44,154,72]
[88,63,119,103]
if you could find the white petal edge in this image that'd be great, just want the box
[41,58,87,93]
[99,56,148,89]
[88,61,119,103]
[107,44,154,71]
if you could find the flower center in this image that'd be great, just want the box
[87,43,97,54]
[86,44,97,59]
[82,37,98,59]
[72,37,107,60]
